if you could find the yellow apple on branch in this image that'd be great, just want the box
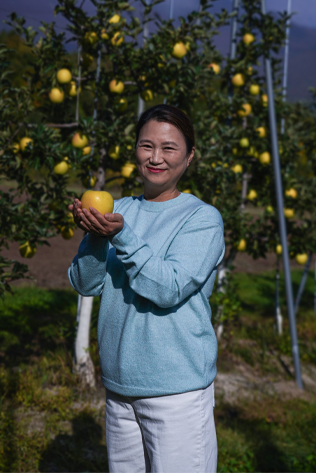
[49,88,65,103]
[172,42,187,59]
[81,190,114,214]
[72,133,88,148]
[109,80,124,94]
[121,163,136,178]
[276,244,282,255]
[232,73,245,87]
[82,175,96,188]
[237,103,252,117]
[237,239,246,251]
[61,227,75,240]
[256,126,266,138]
[56,68,72,84]
[295,253,308,265]
[243,33,255,45]
[249,84,260,95]
[247,189,257,200]
[232,164,243,173]
[109,14,120,23]
[54,160,69,175]
[239,137,249,148]
[19,241,37,258]
[285,188,297,199]
[208,63,220,74]
[68,81,81,97]
[284,208,295,218]
[108,145,120,159]
[259,152,271,164]
[20,137,33,152]
[111,32,124,46]
[82,146,91,156]
[140,90,153,102]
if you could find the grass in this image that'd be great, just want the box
[0,270,316,472]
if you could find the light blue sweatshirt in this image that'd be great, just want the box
[68,193,225,397]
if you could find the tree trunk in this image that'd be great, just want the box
[74,295,96,388]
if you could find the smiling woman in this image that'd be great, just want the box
[68,104,225,473]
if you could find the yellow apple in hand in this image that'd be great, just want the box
[72,133,88,148]
[20,137,33,152]
[57,68,72,84]
[49,88,64,103]
[295,253,308,265]
[19,241,37,258]
[172,42,187,59]
[81,190,114,214]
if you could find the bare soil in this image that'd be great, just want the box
[2,229,314,289]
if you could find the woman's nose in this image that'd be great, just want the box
[149,147,163,164]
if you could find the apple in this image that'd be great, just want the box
[68,81,81,97]
[82,146,91,156]
[237,103,252,117]
[249,84,260,95]
[81,53,93,68]
[49,88,64,103]
[84,31,98,45]
[247,146,258,157]
[109,14,120,23]
[266,205,274,213]
[19,241,37,258]
[57,68,72,84]
[247,189,257,200]
[232,148,239,156]
[121,163,136,178]
[208,63,220,74]
[115,97,128,112]
[256,126,266,138]
[259,152,271,164]
[109,145,120,159]
[61,227,75,240]
[239,137,249,148]
[11,142,20,153]
[295,253,308,265]
[20,137,33,152]
[285,188,297,199]
[247,66,253,75]
[261,94,268,106]
[82,175,96,188]
[54,160,69,175]
[237,239,246,251]
[109,80,124,94]
[72,133,88,148]
[81,190,114,214]
[140,90,153,102]
[276,244,282,255]
[101,29,109,40]
[182,189,192,194]
[172,42,187,59]
[243,33,255,45]
[284,208,294,218]
[232,73,245,87]
[111,32,124,46]
[232,164,242,173]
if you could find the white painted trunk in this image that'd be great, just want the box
[275,306,283,335]
[215,263,229,340]
[74,295,96,388]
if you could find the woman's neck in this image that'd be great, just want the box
[143,187,181,202]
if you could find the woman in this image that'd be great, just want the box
[68,104,225,473]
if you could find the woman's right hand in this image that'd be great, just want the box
[69,199,84,230]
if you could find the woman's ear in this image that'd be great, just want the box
[187,147,195,167]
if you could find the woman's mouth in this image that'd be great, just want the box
[146,167,166,173]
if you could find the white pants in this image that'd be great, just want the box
[105,383,217,473]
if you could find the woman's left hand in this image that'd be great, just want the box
[73,204,124,237]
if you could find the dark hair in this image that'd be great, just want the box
[135,104,195,155]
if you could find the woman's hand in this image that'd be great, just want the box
[69,199,124,237]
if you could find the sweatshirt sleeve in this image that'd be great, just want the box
[110,207,225,308]
[68,233,109,296]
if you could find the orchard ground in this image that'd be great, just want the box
[1,191,316,472]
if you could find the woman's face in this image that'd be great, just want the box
[135,120,194,198]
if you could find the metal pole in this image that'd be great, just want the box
[275,257,283,335]
[280,0,292,135]
[138,0,150,117]
[169,0,174,20]
[314,259,316,314]
[261,0,303,389]
[294,252,313,315]
[230,0,239,61]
